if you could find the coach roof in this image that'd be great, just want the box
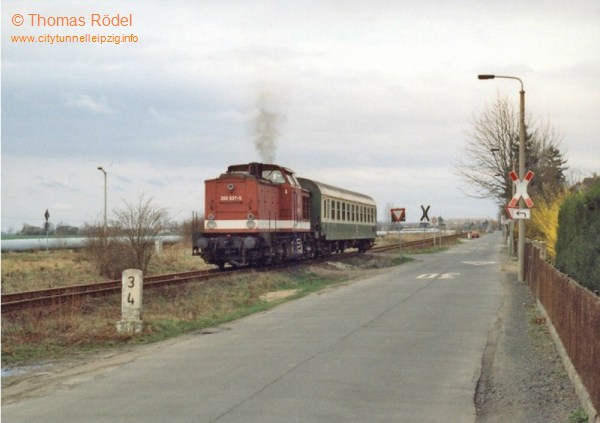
[298,177,376,206]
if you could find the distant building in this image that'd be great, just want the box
[55,226,80,236]
[19,224,46,236]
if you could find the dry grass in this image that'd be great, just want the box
[1,249,99,293]
[375,232,439,247]
[1,244,209,294]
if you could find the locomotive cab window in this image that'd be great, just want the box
[287,173,301,187]
[262,170,286,185]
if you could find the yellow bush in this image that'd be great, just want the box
[527,190,569,261]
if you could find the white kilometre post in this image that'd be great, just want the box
[116,269,143,334]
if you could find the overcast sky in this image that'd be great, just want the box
[2,0,599,232]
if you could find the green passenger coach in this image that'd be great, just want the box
[298,177,377,253]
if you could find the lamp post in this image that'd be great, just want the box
[478,74,526,282]
[491,147,514,257]
[97,166,107,236]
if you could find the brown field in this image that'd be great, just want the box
[1,243,207,294]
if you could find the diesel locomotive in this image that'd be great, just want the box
[192,162,377,269]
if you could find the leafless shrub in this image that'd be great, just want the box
[84,195,169,278]
[113,195,169,274]
[83,225,135,279]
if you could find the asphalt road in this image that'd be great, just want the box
[2,233,504,423]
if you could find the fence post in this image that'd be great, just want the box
[116,269,143,334]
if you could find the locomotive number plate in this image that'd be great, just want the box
[220,195,243,202]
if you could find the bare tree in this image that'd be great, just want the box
[112,195,169,274]
[84,196,169,278]
[455,93,567,209]
[526,121,568,201]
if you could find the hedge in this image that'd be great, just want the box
[555,180,600,293]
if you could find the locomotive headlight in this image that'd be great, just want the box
[195,237,209,249]
[246,213,256,229]
[207,214,216,229]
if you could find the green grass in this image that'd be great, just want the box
[391,256,414,266]
[569,408,589,423]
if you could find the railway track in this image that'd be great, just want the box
[0,269,245,313]
[1,234,465,313]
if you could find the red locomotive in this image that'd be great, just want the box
[192,162,377,269]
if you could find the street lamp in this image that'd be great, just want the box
[490,147,513,256]
[478,74,527,282]
[97,166,107,236]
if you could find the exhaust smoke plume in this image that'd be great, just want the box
[253,92,284,164]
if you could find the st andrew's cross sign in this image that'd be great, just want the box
[508,170,534,208]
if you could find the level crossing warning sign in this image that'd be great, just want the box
[508,170,534,208]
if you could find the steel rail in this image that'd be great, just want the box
[1,269,239,313]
